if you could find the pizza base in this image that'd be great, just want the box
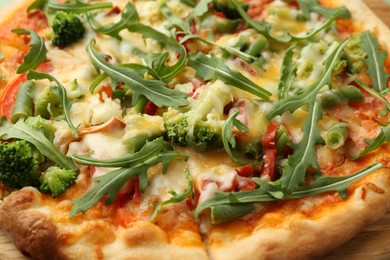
[1,0,390,259]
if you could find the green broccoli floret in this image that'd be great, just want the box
[212,0,248,19]
[343,33,367,73]
[40,166,77,197]
[51,11,85,48]
[163,80,233,150]
[34,86,62,119]
[0,140,44,189]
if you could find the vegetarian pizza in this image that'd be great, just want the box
[1,0,390,259]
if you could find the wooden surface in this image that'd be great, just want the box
[2,1,390,259]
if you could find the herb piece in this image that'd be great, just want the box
[70,138,186,217]
[296,0,351,20]
[180,0,196,7]
[193,0,212,16]
[127,24,187,83]
[267,39,349,119]
[222,109,250,165]
[360,31,389,92]
[12,29,47,74]
[27,0,48,12]
[0,116,77,171]
[150,168,193,221]
[47,0,112,14]
[87,2,139,40]
[280,101,324,193]
[233,0,343,43]
[188,52,271,99]
[195,162,381,218]
[27,71,79,138]
[87,40,188,107]
[278,46,296,100]
[353,125,390,160]
[355,78,390,116]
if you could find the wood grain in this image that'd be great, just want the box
[1,1,390,260]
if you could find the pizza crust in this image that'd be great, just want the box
[0,188,66,260]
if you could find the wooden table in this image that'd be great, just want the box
[2,1,390,259]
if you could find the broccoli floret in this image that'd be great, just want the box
[34,86,62,119]
[51,11,85,48]
[40,166,77,197]
[0,140,44,189]
[212,0,248,19]
[343,33,367,73]
[163,80,233,149]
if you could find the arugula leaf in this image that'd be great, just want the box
[267,38,349,119]
[180,0,196,7]
[27,71,79,138]
[353,125,390,160]
[355,78,390,117]
[12,29,47,74]
[233,0,343,43]
[278,46,296,100]
[87,2,139,40]
[222,109,250,165]
[296,0,351,20]
[188,52,271,99]
[360,31,389,92]
[291,163,382,199]
[0,116,78,171]
[195,162,381,218]
[27,0,48,12]
[46,0,112,14]
[86,40,188,107]
[127,24,187,83]
[70,138,185,217]
[280,101,324,194]
[193,0,212,17]
[150,168,193,221]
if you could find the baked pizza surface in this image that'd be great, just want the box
[1,0,390,259]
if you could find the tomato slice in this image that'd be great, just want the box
[262,122,278,149]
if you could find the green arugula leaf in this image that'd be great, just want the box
[233,0,343,43]
[360,31,389,92]
[222,109,250,165]
[353,124,390,160]
[296,0,351,20]
[188,52,271,99]
[180,0,196,7]
[70,138,185,217]
[127,24,187,83]
[193,0,212,17]
[0,116,78,171]
[267,38,349,119]
[86,40,188,107]
[27,71,79,138]
[161,5,259,63]
[87,2,139,40]
[150,168,193,221]
[280,101,324,194]
[12,29,47,74]
[47,0,112,14]
[27,0,48,12]
[355,78,390,117]
[278,46,296,100]
[291,163,382,199]
[195,162,381,218]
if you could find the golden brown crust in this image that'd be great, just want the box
[0,188,66,259]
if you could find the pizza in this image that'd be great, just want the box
[1,0,390,259]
